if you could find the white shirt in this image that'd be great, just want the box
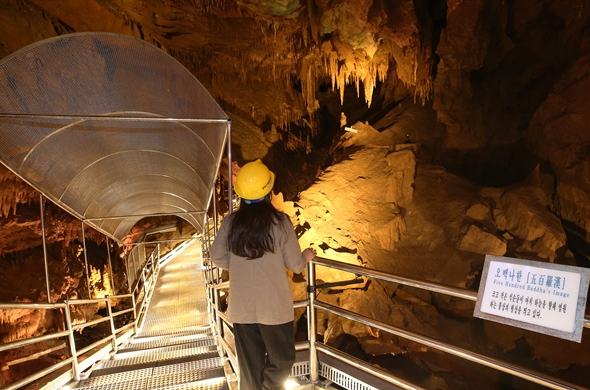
[210,214,307,325]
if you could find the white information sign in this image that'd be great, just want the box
[474,255,590,342]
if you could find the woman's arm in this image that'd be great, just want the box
[281,217,315,274]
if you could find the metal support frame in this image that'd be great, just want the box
[63,300,80,381]
[213,176,219,235]
[106,296,118,353]
[0,113,229,389]
[214,288,224,340]
[39,194,51,303]
[0,112,230,123]
[106,237,115,293]
[131,293,138,334]
[83,210,207,222]
[81,221,92,299]
[141,267,148,298]
[125,254,132,295]
[227,119,233,214]
[307,261,319,383]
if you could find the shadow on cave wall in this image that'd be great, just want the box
[440,143,542,188]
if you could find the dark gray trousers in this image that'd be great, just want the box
[233,322,295,390]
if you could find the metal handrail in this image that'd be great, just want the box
[293,299,308,309]
[308,256,589,389]
[313,257,590,328]
[316,301,584,390]
[203,253,588,389]
[316,343,424,390]
[0,112,230,123]
[315,257,478,301]
[2,357,75,390]
[0,330,71,353]
[71,316,112,332]
[77,336,114,357]
[0,239,165,390]
[111,307,135,317]
[0,302,67,309]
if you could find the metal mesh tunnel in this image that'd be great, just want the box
[0,32,229,241]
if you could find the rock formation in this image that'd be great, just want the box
[1,0,589,388]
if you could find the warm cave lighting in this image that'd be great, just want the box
[160,271,183,279]
[285,378,299,388]
[155,298,191,306]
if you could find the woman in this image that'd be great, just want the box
[210,159,316,390]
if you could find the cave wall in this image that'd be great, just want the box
[1,1,588,234]
[1,0,590,388]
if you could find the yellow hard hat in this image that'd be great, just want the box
[234,159,275,200]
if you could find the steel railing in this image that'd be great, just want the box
[0,243,166,390]
[9,212,584,390]
[202,239,590,390]
[308,258,589,390]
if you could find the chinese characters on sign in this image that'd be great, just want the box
[474,255,590,342]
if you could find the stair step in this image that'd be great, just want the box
[141,313,210,331]
[121,333,214,352]
[78,356,227,390]
[148,366,225,388]
[116,338,216,357]
[76,376,228,390]
[138,325,212,338]
[91,348,219,375]
[78,368,152,388]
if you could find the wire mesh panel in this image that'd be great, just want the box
[0,32,228,241]
[320,364,378,390]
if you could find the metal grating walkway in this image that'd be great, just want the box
[74,240,229,390]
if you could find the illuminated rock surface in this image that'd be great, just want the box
[1,0,589,388]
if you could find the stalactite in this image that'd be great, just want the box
[321,46,390,108]
[0,169,39,218]
[300,49,320,123]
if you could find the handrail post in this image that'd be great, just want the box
[142,267,148,298]
[213,177,219,235]
[213,217,220,283]
[216,289,224,340]
[125,254,132,295]
[202,239,214,323]
[106,295,118,353]
[157,243,161,273]
[106,237,116,294]
[81,221,92,299]
[151,249,156,279]
[205,217,212,284]
[39,194,51,303]
[307,260,319,382]
[227,118,233,214]
[63,300,80,381]
[131,293,138,334]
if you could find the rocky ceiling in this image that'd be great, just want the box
[1,0,589,254]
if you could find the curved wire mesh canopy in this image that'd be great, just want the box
[0,32,229,242]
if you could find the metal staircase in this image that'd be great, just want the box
[72,240,234,390]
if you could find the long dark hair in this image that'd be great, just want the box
[227,195,286,259]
